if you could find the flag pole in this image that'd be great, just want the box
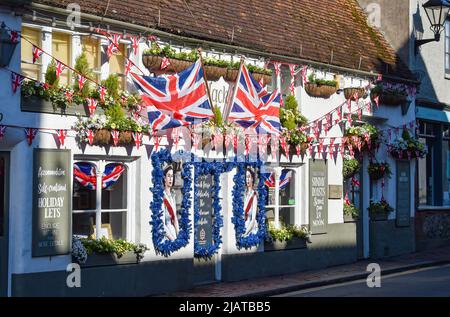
[223,56,244,121]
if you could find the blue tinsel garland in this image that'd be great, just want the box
[193,161,225,258]
[150,149,192,257]
[231,160,267,249]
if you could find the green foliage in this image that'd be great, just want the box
[101,74,120,100]
[343,157,360,179]
[73,51,93,98]
[368,199,394,215]
[211,104,224,127]
[45,59,59,87]
[80,237,149,261]
[344,202,359,218]
[279,96,309,146]
[308,73,338,87]
[368,162,392,180]
[268,222,309,242]
[104,104,125,122]
[346,123,380,141]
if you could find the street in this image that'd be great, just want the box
[277,264,450,297]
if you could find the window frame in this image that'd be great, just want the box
[72,159,133,241]
[445,19,450,76]
[21,25,43,80]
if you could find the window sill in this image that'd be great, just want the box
[445,73,450,80]
[417,205,450,211]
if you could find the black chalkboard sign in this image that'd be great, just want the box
[196,174,213,247]
[396,161,411,227]
[309,159,328,234]
[32,149,72,257]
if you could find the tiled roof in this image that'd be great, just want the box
[29,0,415,81]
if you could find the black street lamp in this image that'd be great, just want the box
[415,0,450,54]
[0,22,18,68]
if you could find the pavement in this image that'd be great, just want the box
[165,246,450,297]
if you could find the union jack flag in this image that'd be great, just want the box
[56,61,66,79]
[131,59,214,131]
[74,163,125,190]
[263,170,293,190]
[228,64,281,135]
[11,72,24,94]
[102,163,125,189]
[32,45,44,64]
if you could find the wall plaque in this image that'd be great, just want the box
[328,185,343,199]
[309,159,328,234]
[396,161,411,227]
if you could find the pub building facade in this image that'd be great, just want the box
[0,0,419,296]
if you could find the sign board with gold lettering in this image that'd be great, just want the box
[32,149,71,257]
[309,159,328,234]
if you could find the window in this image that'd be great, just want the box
[265,166,298,227]
[72,161,128,240]
[109,43,126,90]
[52,32,72,86]
[21,26,41,80]
[446,20,450,75]
[82,36,101,82]
[418,121,437,206]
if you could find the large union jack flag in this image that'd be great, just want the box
[131,59,214,131]
[228,64,281,135]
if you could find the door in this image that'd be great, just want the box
[0,153,9,296]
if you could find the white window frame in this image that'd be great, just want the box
[72,159,134,241]
[446,19,450,76]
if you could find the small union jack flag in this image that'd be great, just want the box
[111,130,119,146]
[24,128,38,146]
[130,35,140,56]
[65,89,73,103]
[10,31,19,43]
[107,34,121,58]
[77,74,87,91]
[86,98,97,116]
[55,61,66,79]
[160,57,170,70]
[57,129,67,146]
[132,132,143,149]
[0,126,7,139]
[11,72,24,94]
[32,45,44,64]
[125,59,133,76]
[272,62,281,77]
[98,86,107,102]
[87,130,94,145]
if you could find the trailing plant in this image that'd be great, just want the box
[344,202,359,218]
[388,129,427,159]
[368,161,392,180]
[343,156,360,179]
[308,73,338,87]
[371,82,408,98]
[345,123,380,152]
[79,236,149,261]
[267,222,310,242]
[280,96,310,147]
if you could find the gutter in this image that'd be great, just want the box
[28,2,420,85]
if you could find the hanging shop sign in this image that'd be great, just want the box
[32,149,71,257]
[396,161,411,227]
[309,159,328,234]
[208,77,232,115]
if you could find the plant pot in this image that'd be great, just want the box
[93,129,112,145]
[344,87,366,100]
[344,213,359,223]
[370,212,389,221]
[119,131,133,145]
[225,68,239,82]
[204,65,228,81]
[304,83,337,99]
[79,251,139,268]
[251,72,272,86]
[142,54,164,72]
[264,236,307,252]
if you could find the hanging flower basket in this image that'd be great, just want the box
[343,157,360,179]
[225,68,239,82]
[345,124,380,153]
[344,87,366,101]
[204,65,228,81]
[304,83,337,99]
[368,199,394,221]
[388,130,427,160]
[93,129,112,145]
[169,58,193,73]
[368,162,392,181]
[252,72,272,86]
[119,131,134,145]
[142,54,165,72]
[370,84,408,106]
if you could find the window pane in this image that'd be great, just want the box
[82,36,100,82]
[279,169,295,206]
[73,162,97,210]
[73,212,96,238]
[101,212,126,240]
[109,43,125,90]
[21,26,41,79]
[52,32,71,85]
[101,166,127,209]
[0,157,5,237]
[418,138,434,205]
[279,207,295,226]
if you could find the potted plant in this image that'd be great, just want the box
[368,198,394,221]
[370,83,408,106]
[343,156,360,179]
[264,222,311,251]
[344,201,359,222]
[72,236,149,267]
[344,87,367,101]
[304,73,338,99]
[388,129,427,160]
[368,161,392,181]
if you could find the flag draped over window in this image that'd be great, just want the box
[263,170,293,190]
[228,63,281,135]
[130,59,214,131]
[73,162,125,190]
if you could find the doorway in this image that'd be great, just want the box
[0,152,9,296]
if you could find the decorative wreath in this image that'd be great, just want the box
[193,161,226,258]
[150,149,193,257]
[231,160,268,249]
